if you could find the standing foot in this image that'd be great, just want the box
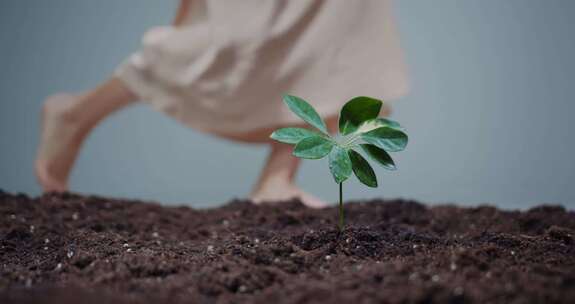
[35,94,87,192]
[250,182,328,209]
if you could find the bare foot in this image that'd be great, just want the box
[250,182,328,209]
[35,94,86,192]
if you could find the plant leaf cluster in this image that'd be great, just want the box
[271,95,408,187]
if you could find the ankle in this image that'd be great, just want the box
[45,94,79,121]
[44,94,92,137]
[253,175,293,193]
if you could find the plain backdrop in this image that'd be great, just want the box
[1,0,574,209]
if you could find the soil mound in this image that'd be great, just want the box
[1,191,574,303]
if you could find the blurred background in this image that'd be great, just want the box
[1,0,574,209]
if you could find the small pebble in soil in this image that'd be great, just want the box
[44,238,50,244]
[485,271,492,279]
[510,250,516,256]
[72,213,79,220]
[254,238,260,244]
[274,258,281,263]
[454,286,464,296]
[152,232,159,238]
[432,275,440,282]
[123,243,129,248]
[450,263,457,271]
[10,214,16,220]
[126,248,132,253]
[325,255,332,261]
[207,245,215,253]
[67,250,74,259]
[413,244,418,249]
[29,225,35,233]
[55,263,62,271]
[238,285,247,293]
[222,220,230,227]
[43,247,49,251]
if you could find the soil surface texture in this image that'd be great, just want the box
[1,190,574,303]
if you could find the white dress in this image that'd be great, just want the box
[116,0,408,135]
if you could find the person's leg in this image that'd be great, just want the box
[36,77,137,192]
[250,140,328,208]
[215,115,339,208]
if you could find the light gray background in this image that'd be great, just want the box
[1,1,574,209]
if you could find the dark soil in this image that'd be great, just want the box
[1,190,574,303]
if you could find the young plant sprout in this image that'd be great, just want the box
[270,95,408,231]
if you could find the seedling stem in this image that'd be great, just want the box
[339,182,344,231]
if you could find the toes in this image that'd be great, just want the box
[249,186,329,209]
[298,195,329,209]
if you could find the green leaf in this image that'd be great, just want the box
[293,136,334,159]
[270,127,320,144]
[348,150,378,187]
[339,96,383,135]
[360,144,396,170]
[358,118,403,134]
[361,126,408,152]
[283,95,328,133]
[376,118,402,130]
[328,146,352,183]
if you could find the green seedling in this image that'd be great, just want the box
[271,95,408,231]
